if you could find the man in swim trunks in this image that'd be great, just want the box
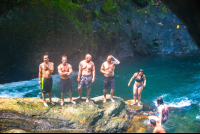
[58,55,76,106]
[150,119,166,133]
[77,54,95,102]
[38,55,55,107]
[100,55,120,103]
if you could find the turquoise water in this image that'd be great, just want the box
[0,52,200,133]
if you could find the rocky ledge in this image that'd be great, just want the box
[0,95,155,133]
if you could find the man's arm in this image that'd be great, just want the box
[49,63,54,74]
[67,64,73,76]
[112,56,120,65]
[58,65,66,75]
[38,64,42,84]
[100,63,105,74]
[77,62,82,81]
[92,62,95,82]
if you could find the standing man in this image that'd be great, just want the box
[38,55,55,107]
[58,55,76,106]
[150,119,166,133]
[77,54,95,102]
[100,55,120,103]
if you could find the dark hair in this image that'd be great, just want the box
[138,69,144,73]
[156,97,164,105]
[150,119,156,126]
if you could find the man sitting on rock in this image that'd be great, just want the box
[150,119,166,133]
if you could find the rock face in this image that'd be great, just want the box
[0,95,154,133]
[0,95,127,133]
[0,0,198,83]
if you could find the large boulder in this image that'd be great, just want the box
[0,95,130,133]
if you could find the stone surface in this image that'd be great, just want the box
[0,95,155,133]
[0,95,131,133]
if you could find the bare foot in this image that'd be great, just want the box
[103,99,106,103]
[70,100,76,104]
[76,96,82,100]
[138,103,141,106]
[50,101,55,105]
[60,101,64,106]
[43,102,48,107]
[111,99,115,102]
[86,99,89,103]
[131,102,136,105]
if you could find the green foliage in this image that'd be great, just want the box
[158,13,165,18]
[149,0,154,4]
[94,10,99,16]
[101,0,119,16]
[160,6,168,13]
[139,9,145,14]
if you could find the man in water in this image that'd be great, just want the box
[150,119,166,133]
[38,55,55,107]
[100,55,120,103]
[58,55,76,106]
[77,54,95,102]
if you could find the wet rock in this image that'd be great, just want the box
[0,95,129,133]
[125,99,143,114]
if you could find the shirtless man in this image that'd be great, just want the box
[77,54,95,102]
[100,55,120,103]
[150,119,166,133]
[38,55,55,107]
[58,55,76,106]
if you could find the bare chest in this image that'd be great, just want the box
[82,62,92,70]
[60,65,69,72]
[104,63,115,70]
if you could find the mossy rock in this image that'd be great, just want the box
[92,94,126,117]
[125,99,143,114]
[101,0,119,16]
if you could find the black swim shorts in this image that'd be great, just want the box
[78,75,92,89]
[103,76,115,89]
[41,77,53,94]
[60,78,72,93]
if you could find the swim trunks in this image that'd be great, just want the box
[78,75,92,89]
[103,76,115,89]
[60,78,72,93]
[41,77,53,94]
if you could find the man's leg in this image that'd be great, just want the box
[61,92,65,106]
[110,89,115,102]
[103,89,107,103]
[48,92,55,105]
[77,87,82,99]
[86,88,91,102]
[42,93,48,107]
[110,77,115,102]
[69,92,76,104]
